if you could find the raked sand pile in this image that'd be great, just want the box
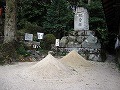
[60,50,92,68]
[26,54,75,79]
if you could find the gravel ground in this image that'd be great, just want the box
[0,61,120,90]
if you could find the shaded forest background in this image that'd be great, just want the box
[0,0,106,37]
[0,0,117,64]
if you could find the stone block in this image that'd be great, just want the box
[60,36,68,47]
[67,36,76,42]
[89,54,101,61]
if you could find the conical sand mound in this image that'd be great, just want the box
[60,50,92,68]
[27,54,74,79]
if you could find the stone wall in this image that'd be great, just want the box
[59,30,101,61]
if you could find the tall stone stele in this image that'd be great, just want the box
[74,7,89,31]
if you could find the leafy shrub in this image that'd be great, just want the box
[17,22,39,40]
[16,42,30,57]
[17,29,26,36]
[25,21,43,34]
[42,34,56,50]
[18,21,44,36]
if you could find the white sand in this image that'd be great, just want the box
[0,53,120,90]
[25,54,75,79]
[60,50,92,68]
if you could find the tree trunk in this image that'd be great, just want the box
[4,0,17,43]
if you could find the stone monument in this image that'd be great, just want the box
[74,7,89,31]
[58,7,101,61]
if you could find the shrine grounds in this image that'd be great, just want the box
[0,52,120,90]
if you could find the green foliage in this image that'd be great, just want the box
[43,0,73,36]
[17,29,26,36]
[77,0,89,8]
[42,34,56,50]
[96,28,108,62]
[17,21,43,34]
[17,0,45,37]
[24,21,43,34]
[88,0,106,30]
[17,0,46,28]
[0,42,17,64]
[69,0,106,30]
[16,42,30,57]
[97,28,108,43]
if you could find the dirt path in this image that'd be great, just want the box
[0,61,120,90]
